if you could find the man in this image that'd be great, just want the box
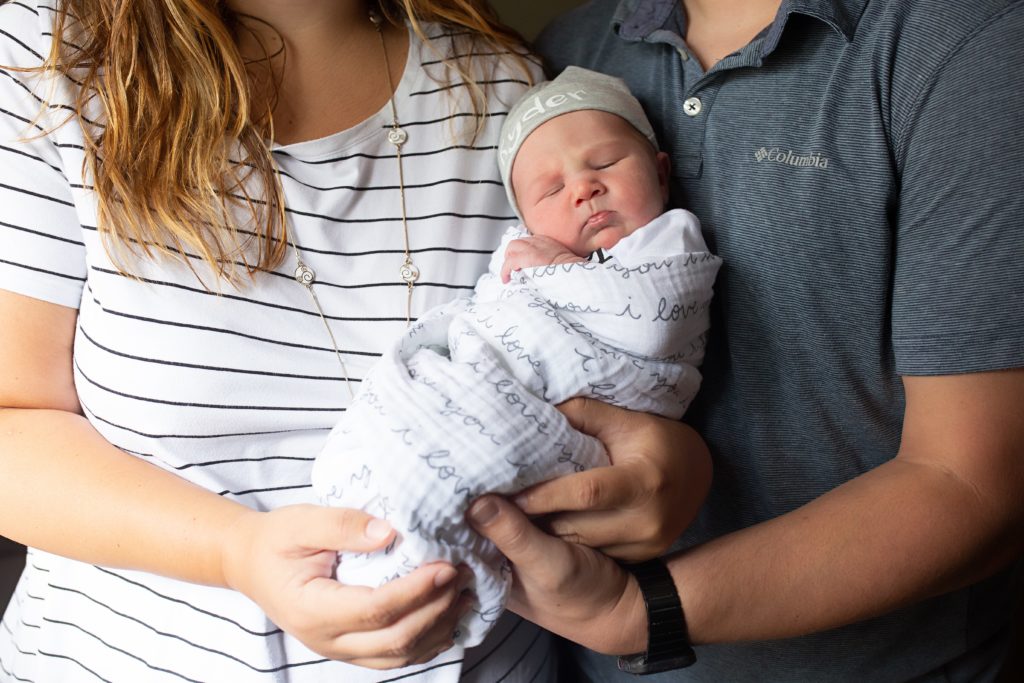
[469,0,1024,680]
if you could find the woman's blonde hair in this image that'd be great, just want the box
[37,0,530,281]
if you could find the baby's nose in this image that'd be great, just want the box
[573,178,605,206]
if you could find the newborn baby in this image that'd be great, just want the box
[312,66,722,647]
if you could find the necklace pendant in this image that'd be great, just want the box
[294,263,316,286]
[387,127,407,148]
[399,261,420,284]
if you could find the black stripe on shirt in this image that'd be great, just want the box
[74,360,349,412]
[0,144,64,174]
[93,567,282,636]
[0,180,75,207]
[271,143,497,165]
[0,257,85,281]
[115,442,320,475]
[0,105,47,133]
[1,219,83,246]
[0,28,44,61]
[77,221,495,259]
[496,626,545,682]
[0,654,35,683]
[281,205,514,225]
[8,1,40,16]
[81,399,332,440]
[462,615,525,676]
[77,325,361,383]
[410,78,529,96]
[219,482,312,497]
[0,69,93,122]
[275,169,503,192]
[35,650,113,683]
[88,266,412,322]
[420,51,533,66]
[175,454,315,471]
[378,110,508,127]
[47,583,327,674]
[83,289,385,358]
[43,618,204,682]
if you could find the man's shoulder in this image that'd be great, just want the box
[861,0,1021,57]
[857,0,1023,125]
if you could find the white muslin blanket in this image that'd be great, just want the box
[311,208,721,645]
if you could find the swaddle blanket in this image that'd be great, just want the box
[311,208,721,646]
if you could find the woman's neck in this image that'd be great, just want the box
[228,0,410,144]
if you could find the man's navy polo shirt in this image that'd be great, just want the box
[538,0,1024,681]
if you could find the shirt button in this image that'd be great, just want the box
[683,96,702,117]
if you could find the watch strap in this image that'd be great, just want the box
[617,558,696,675]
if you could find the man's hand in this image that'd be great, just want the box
[467,494,647,654]
[514,398,712,561]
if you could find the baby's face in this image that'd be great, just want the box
[510,110,669,256]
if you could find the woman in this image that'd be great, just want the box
[0,0,710,680]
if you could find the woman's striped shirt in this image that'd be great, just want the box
[0,1,553,680]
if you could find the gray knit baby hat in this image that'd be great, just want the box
[497,66,658,219]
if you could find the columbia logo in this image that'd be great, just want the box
[754,146,830,169]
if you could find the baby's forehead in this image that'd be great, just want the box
[523,110,644,150]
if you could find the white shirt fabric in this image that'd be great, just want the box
[313,208,721,646]
[0,2,553,681]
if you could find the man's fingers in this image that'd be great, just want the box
[468,495,568,567]
[543,508,629,547]
[556,397,627,441]
[514,465,638,515]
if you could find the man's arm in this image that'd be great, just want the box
[470,368,1024,651]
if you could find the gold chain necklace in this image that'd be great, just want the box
[289,10,419,397]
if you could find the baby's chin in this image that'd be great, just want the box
[589,226,630,251]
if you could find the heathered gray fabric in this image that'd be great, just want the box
[497,66,659,218]
[537,0,1024,681]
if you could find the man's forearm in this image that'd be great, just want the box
[670,456,1022,644]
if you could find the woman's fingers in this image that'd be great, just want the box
[223,504,476,666]
[292,505,396,555]
[339,575,474,669]
[288,564,470,666]
[343,562,465,632]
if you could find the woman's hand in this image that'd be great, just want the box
[514,398,712,560]
[467,494,647,654]
[221,504,471,669]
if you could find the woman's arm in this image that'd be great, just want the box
[470,368,1024,651]
[0,289,469,668]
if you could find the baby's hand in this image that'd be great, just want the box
[501,235,587,283]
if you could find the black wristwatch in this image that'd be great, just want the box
[617,558,697,675]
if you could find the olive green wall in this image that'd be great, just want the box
[489,0,584,40]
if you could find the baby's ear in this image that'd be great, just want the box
[656,151,671,204]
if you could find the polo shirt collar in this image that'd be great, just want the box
[613,0,868,45]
